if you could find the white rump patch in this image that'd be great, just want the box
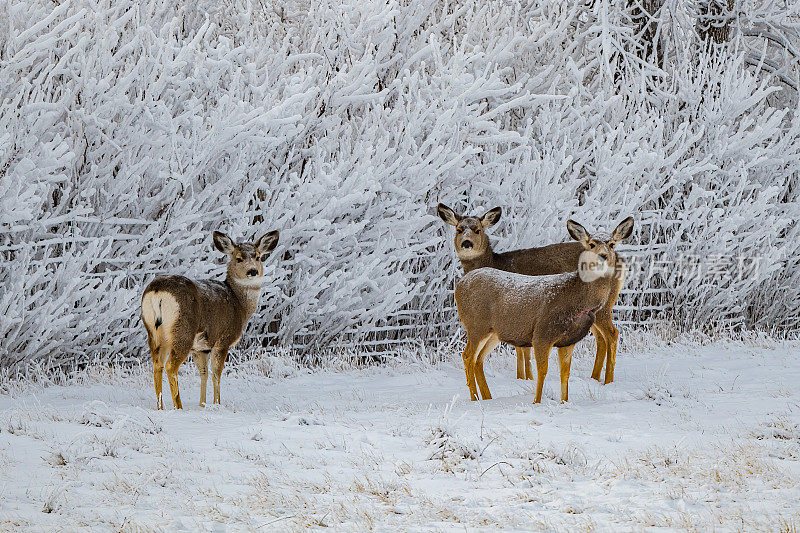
[141,292,180,330]
[141,291,180,352]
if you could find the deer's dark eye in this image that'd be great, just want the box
[589,243,596,249]
[609,243,615,249]
[236,258,243,263]
[474,229,480,234]
[260,254,268,262]
[456,228,463,234]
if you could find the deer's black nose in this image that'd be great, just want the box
[247,269,258,277]
[599,254,608,261]
[461,240,473,249]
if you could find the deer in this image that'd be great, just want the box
[438,203,627,385]
[454,217,633,403]
[140,229,279,409]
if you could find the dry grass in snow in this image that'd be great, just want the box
[1,336,800,531]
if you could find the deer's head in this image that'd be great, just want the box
[213,230,280,287]
[437,203,502,261]
[567,217,634,282]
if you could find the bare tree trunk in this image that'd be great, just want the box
[697,0,735,46]
[629,0,664,69]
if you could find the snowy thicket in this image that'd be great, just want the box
[1,0,799,369]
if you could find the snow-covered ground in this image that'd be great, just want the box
[2,336,800,531]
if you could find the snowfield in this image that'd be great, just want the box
[2,336,800,531]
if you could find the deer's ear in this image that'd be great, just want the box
[611,216,634,243]
[481,206,502,228]
[566,220,589,245]
[213,231,236,255]
[437,203,461,226]
[255,230,280,258]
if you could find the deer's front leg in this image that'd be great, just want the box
[532,342,552,404]
[211,347,229,405]
[193,351,210,406]
[461,340,480,401]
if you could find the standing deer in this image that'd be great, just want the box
[438,203,626,384]
[454,217,633,403]
[141,230,279,409]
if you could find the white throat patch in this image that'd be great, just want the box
[457,248,484,261]
[578,251,613,282]
[234,277,265,289]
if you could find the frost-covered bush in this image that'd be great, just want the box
[1,0,799,370]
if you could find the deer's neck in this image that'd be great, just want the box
[575,273,614,310]
[459,244,497,273]
[225,277,262,321]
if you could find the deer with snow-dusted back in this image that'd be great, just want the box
[454,217,633,403]
[141,230,279,409]
[438,203,627,385]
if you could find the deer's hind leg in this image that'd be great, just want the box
[165,336,192,410]
[589,324,608,382]
[595,311,619,384]
[474,334,500,400]
[153,352,165,411]
[523,347,534,380]
[144,322,165,410]
[596,276,622,384]
[516,347,533,380]
[515,347,526,379]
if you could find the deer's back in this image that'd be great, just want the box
[493,241,584,276]
[490,241,623,315]
[455,268,574,345]
[143,275,245,347]
[144,275,201,315]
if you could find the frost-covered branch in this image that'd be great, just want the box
[1,0,799,370]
